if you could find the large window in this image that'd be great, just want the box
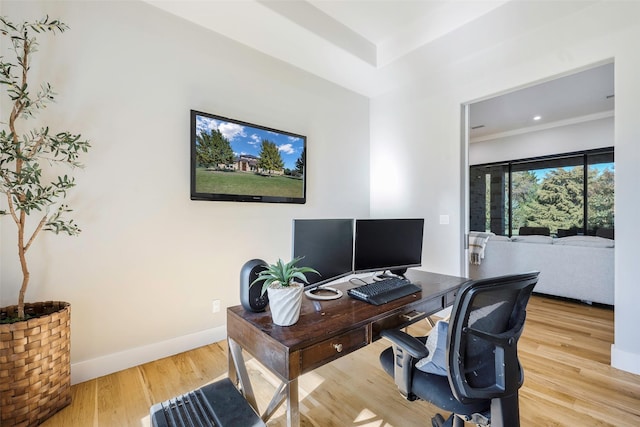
[470,148,614,237]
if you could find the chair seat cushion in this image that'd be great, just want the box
[380,345,490,416]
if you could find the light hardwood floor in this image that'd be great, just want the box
[41,295,640,426]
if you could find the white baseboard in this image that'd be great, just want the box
[611,344,640,376]
[71,326,227,385]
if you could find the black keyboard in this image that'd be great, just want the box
[347,277,421,305]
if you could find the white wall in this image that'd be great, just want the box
[469,116,614,165]
[3,0,639,383]
[370,1,640,374]
[0,1,370,382]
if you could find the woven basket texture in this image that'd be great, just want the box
[0,301,71,427]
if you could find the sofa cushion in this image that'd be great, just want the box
[553,236,614,248]
[511,235,553,244]
[469,237,614,305]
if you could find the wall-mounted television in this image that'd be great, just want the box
[190,110,306,203]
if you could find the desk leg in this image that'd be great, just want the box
[228,337,300,427]
[260,378,299,427]
[286,378,300,427]
[227,337,258,412]
[227,340,237,385]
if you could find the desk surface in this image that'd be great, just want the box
[227,270,467,382]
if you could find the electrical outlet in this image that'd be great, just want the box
[212,300,221,313]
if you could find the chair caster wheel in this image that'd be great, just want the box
[432,413,446,427]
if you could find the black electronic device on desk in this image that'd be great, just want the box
[348,277,422,305]
[353,218,424,276]
[292,218,354,300]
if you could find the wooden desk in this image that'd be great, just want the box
[226,270,467,426]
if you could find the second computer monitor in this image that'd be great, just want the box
[292,219,355,288]
[353,218,424,275]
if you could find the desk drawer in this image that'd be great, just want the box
[300,327,368,373]
[372,296,445,338]
[445,289,457,305]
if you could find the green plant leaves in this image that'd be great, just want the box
[0,15,88,319]
[250,256,320,296]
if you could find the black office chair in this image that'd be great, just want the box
[518,226,550,236]
[379,272,539,427]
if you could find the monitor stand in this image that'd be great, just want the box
[304,286,343,301]
[373,270,406,281]
[390,267,407,276]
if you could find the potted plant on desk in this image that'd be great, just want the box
[251,257,319,326]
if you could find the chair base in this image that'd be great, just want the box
[431,413,464,427]
[432,395,517,427]
[489,393,520,427]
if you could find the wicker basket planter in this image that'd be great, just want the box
[0,301,71,427]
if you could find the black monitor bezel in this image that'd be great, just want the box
[353,218,424,274]
[292,218,355,289]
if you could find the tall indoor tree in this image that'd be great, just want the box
[0,16,90,321]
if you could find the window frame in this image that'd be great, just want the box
[470,147,614,237]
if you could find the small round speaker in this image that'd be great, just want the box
[240,259,269,312]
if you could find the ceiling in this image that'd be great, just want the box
[469,62,614,142]
[143,0,613,140]
[142,0,511,96]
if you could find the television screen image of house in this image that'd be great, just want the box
[194,113,305,198]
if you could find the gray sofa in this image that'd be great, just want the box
[469,234,614,305]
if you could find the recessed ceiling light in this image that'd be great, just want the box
[533,115,542,121]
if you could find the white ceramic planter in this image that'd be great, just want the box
[267,283,303,326]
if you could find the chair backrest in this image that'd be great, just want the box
[595,227,614,239]
[518,226,550,236]
[446,272,539,404]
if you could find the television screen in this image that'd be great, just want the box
[292,219,354,288]
[353,218,424,274]
[191,110,306,203]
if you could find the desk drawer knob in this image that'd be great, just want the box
[333,343,343,353]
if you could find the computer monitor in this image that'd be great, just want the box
[292,218,354,288]
[353,218,424,275]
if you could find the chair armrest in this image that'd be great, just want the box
[381,329,428,399]
[381,329,429,359]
